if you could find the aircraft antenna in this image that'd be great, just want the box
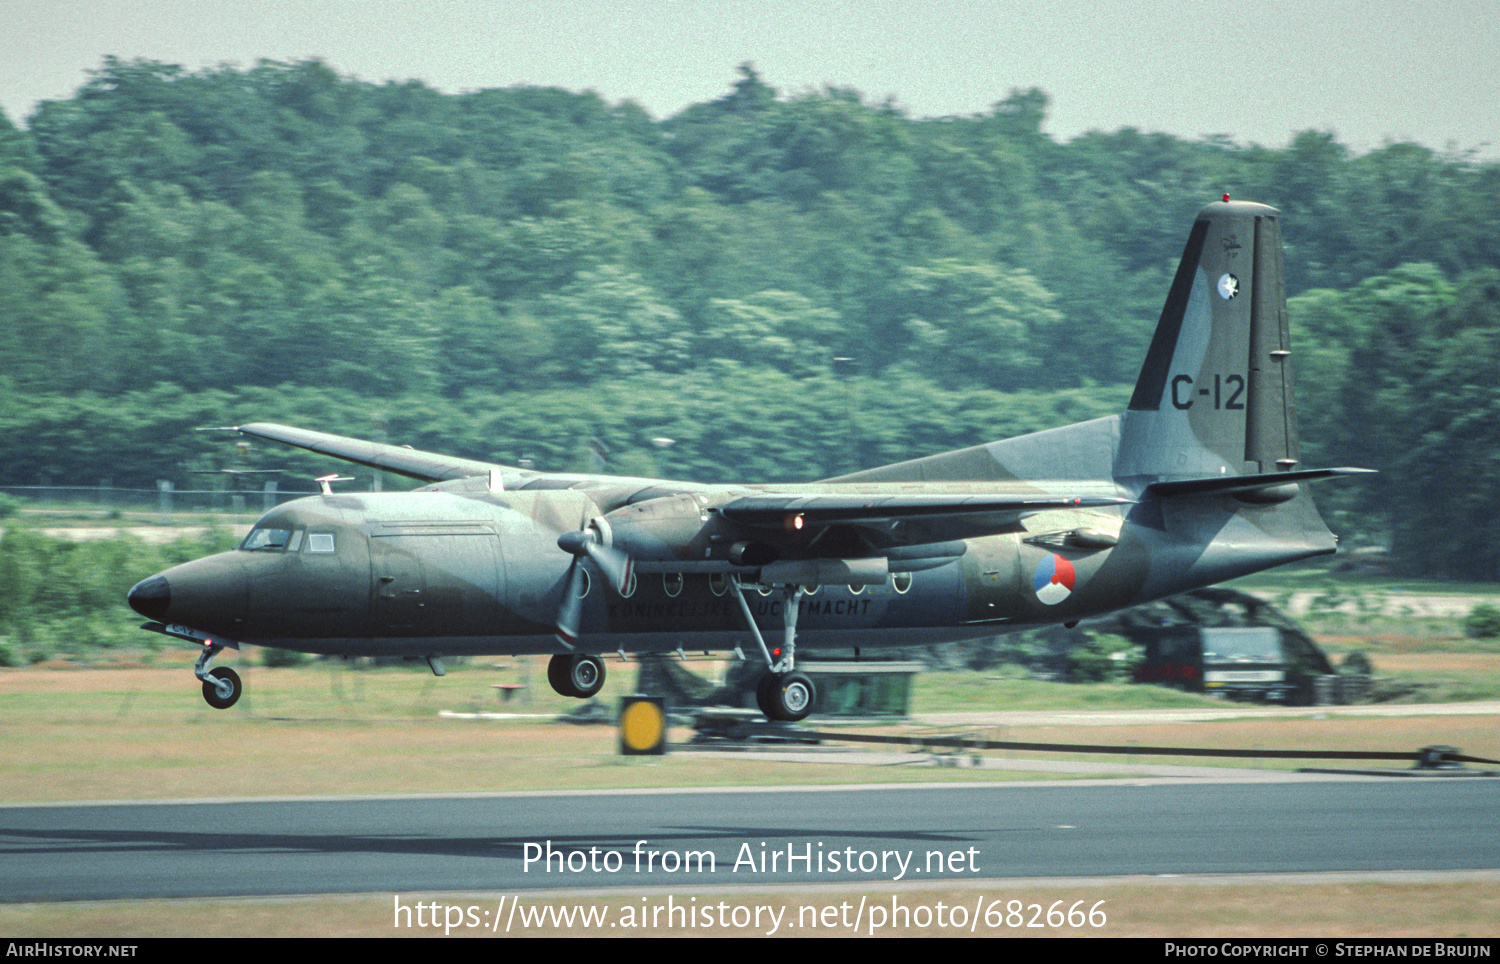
[316,474,354,495]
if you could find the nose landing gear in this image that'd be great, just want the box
[193,641,243,709]
[202,667,242,709]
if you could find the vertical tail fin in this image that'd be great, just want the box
[1116,200,1298,483]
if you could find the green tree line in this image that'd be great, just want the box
[2,58,1498,576]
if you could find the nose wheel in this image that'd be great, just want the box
[202,667,242,709]
[193,641,243,709]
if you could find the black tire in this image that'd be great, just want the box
[755,672,781,720]
[201,667,242,710]
[547,653,574,696]
[774,672,816,722]
[568,655,605,698]
[548,653,605,698]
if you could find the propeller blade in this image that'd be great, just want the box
[584,541,633,596]
[557,521,634,595]
[554,559,585,649]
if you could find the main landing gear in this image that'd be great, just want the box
[194,642,242,709]
[543,577,817,720]
[730,577,817,723]
[755,669,815,722]
[548,653,606,698]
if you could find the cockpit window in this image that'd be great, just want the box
[241,527,293,551]
[307,532,336,553]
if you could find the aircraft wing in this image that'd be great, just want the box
[714,493,1132,546]
[233,423,505,483]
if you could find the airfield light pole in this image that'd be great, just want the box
[650,436,676,480]
[370,413,388,493]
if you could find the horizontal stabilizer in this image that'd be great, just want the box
[1148,467,1374,499]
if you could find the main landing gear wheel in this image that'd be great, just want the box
[755,673,779,719]
[757,671,816,723]
[547,653,606,698]
[201,667,242,710]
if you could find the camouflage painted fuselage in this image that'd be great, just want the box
[129,199,1358,663]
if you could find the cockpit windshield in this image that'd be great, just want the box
[241,527,293,551]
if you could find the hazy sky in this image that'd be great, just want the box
[4,0,1498,156]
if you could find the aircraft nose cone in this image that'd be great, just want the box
[127,574,171,620]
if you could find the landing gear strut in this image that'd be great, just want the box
[731,577,817,722]
[194,643,242,709]
[548,653,606,698]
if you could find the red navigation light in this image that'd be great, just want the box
[1222,193,1230,202]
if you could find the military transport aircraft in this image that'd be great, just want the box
[128,199,1369,721]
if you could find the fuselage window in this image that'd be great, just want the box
[663,573,684,598]
[286,530,303,553]
[709,573,728,596]
[308,532,336,553]
[892,572,913,594]
[620,571,638,598]
[241,527,292,551]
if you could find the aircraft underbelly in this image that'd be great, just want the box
[273,624,1000,658]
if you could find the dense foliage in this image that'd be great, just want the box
[3,59,1499,576]
[0,527,239,664]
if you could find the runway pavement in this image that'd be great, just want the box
[3,774,1497,902]
[911,700,1500,728]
